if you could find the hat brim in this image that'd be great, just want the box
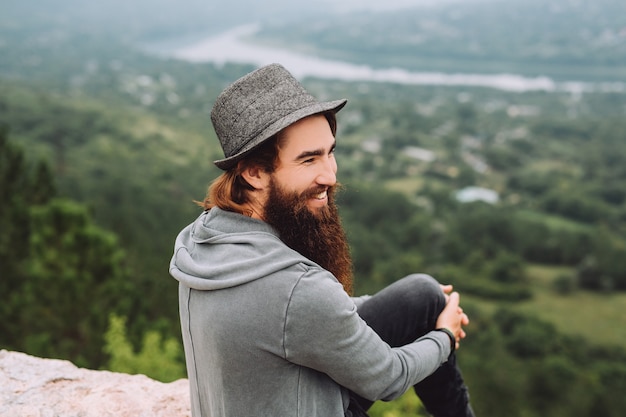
[213,98,347,170]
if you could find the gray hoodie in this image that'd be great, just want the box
[170,207,451,417]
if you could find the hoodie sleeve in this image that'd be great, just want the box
[283,268,451,401]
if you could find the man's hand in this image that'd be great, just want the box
[436,290,469,350]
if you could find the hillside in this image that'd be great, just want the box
[255,0,626,81]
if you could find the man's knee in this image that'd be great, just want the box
[363,274,448,344]
[398,274,446,305]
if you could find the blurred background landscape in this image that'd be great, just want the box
[1,0,626,415]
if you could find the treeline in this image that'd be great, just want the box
[0,130,131,367]
[340,181,626,299]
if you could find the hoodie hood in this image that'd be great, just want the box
[170,207,314,291]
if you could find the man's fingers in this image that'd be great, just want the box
[448,291,460,307]
[440,284,453,294]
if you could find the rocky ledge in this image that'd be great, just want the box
[0,350,190,417]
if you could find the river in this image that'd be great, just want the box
[155,24,625,94]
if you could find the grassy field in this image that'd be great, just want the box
[468,264,626,348]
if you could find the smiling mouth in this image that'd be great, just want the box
[314,190,328,200]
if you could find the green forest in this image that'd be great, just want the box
[2,1,626,416]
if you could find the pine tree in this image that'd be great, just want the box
[0,129,134,368]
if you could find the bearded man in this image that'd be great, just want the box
[170,63,475,417]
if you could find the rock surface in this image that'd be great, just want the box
[0,350,190,417]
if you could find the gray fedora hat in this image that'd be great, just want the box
[211,63,347,170]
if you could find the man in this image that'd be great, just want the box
[170,63,474,417]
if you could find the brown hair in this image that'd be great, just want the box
[198,112,337,214]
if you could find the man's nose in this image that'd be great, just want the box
[317,156,337,185]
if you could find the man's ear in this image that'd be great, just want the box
[240,164,269,190]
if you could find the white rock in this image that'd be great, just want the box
[0,350,190,417]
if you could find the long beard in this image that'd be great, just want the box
[263,179,353,295]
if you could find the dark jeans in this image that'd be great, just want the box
[347,274,473,417]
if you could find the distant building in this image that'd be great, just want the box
[455,186,499,204]
[403,146,436,162]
